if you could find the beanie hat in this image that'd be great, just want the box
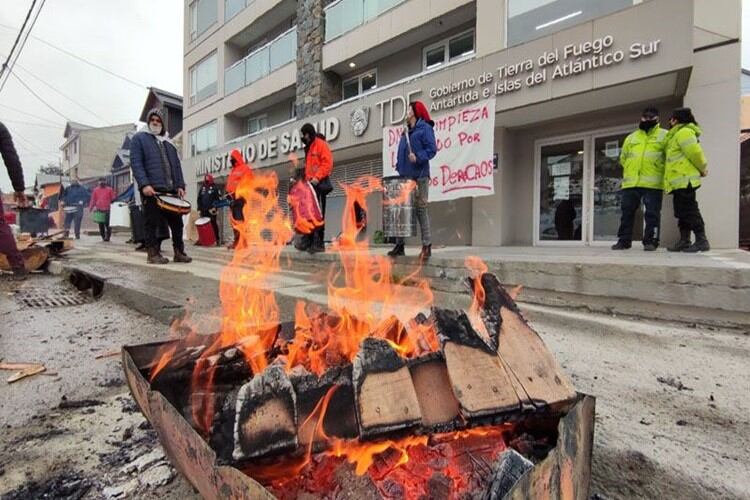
[204,174,214,184]
[146,108,166,136]
[671,107,696,125]
[300,123,316,137]
[410,101,433,125]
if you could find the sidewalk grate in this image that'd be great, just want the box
[14,284,93,309]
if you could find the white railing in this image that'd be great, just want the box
[224,27,297,95]
[325,0,405,41]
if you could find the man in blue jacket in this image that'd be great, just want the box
[130,108,191,264]
[61,179,90,239]
[388,101,437,262]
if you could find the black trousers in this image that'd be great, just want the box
[200,210,220,244]
[311,184,327,246]
[617,187,663,244]
[97,210,111,241]
[143,195,184,252]
[672,185,706,235]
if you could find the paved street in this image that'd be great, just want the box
[1,235,748,499]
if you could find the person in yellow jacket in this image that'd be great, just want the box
[664,107,709,252]
[612,107,667,251]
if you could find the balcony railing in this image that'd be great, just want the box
[225,0,252,22]
[225,27,297,95]
[325,0,405,41]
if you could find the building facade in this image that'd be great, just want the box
[61,122,136,182]
[182,0,741,249]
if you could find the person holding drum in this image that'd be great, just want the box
[60,179,90,240]
[89,177,116,242]
[197,174,222,246]
[130,108,192,265]
[387,101,437,262]
[301,123,333,254]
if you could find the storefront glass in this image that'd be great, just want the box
[593,133,628,241]
[507,0,635,47]
[538,141,584,242]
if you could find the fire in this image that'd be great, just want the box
[465,255,491,343]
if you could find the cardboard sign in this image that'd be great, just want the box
[382,100,496,202]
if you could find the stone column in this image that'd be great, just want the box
[295,0,341,119]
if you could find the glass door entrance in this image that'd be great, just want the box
[536,129,630,245]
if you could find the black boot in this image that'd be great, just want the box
[147,248,169,264]
[418,244,432,262]
[387,242,405,257]
[668,229,691,252]
[308,227,325,254]
[684,232,710,253]
[173,248,193,263]
[611,240,631,250]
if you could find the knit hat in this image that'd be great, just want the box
[146,108,166,136]
[204,174,214,185]
[410,101,433,126]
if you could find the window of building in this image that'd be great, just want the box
[190,0,217,41]
[290,100,297,119]
[73,140,77,154]
[189,120,218,157]
[342,70,377,100]
[247,115,268,135]
[507,0,636,47]
[189,52,218,105]
[422,29,475,70]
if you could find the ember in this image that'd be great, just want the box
[131,160,587,499]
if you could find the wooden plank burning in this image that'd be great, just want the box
[232,364,298,461]
[352,338,422,439]
[407,353,460,431]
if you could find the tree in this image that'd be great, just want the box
[38,162,62,176]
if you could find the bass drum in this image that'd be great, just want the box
[382,176,417,238]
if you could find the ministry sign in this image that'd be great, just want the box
[382,99,496,203]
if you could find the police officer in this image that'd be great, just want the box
[664,107,709,252]
[612,106,667,251]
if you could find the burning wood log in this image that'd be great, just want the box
[232,364,298,461]
[291,364,357,448]
[464,273,519,350]
[433,308,522,419]
[482,449,534,500]
[352,338,422,439]
[407,353,460,432]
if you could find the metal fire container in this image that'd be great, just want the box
[382,176,417,238]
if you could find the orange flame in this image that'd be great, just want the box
[465,256,491,343]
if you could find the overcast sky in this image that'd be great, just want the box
[0,1,749,192]
[0,0,183,192]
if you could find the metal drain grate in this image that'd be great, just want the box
[15,285,93,309]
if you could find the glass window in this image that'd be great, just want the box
[190,0,217,41]
[423,30,474,71]
[507,0,636,47]
[190,52,218,105]
[449,31,474,60]
[538,141,584,241]
[593,133,629,241]
[342,70,377,100]
[189,121,218,157]
[247,115,267,135]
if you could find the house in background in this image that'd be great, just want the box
[138,87,184,157]
[60,121,136,184]
[110,131,136,196]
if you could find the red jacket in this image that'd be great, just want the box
[227,162,252,195]
[89,185,116,211]
[304,135,333,182]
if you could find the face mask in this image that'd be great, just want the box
[302,135,311,145]
[639,119,657,131]
[149,122,163,135]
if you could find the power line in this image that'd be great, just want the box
[7,125,59,158]
[0,0,38,88]
[6,58,111,125]
[0,22,148,90]
[0,103,63,126]
[0,0,45,94]
[2,118,61,129]
[11,71,71,122]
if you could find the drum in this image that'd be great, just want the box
[382,176,417,238]
[156,194,191,215]
[63,206,79,213]
[195,217,216,246]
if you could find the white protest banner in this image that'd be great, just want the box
[382,99,496,202]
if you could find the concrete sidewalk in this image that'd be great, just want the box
[53,235,750,328]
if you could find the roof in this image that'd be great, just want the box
[741,132,750,143]
[63,121,93,139]
[139,87,183,122]
[35,173,71,187]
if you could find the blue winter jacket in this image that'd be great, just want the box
[396,118,437,179]
[61,184,90,206]
[130,131,185,192]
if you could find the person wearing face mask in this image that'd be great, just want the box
[612,106,667,251]
[89,177,116,241]
[664,107,710,252]
[300,123,333,254]
[130,108,191,264]
[387,101,437,261]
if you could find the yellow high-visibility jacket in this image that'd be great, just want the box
[619,126,668,190]
[664,123,707,194]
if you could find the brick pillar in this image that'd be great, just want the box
[296,0,341,119]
